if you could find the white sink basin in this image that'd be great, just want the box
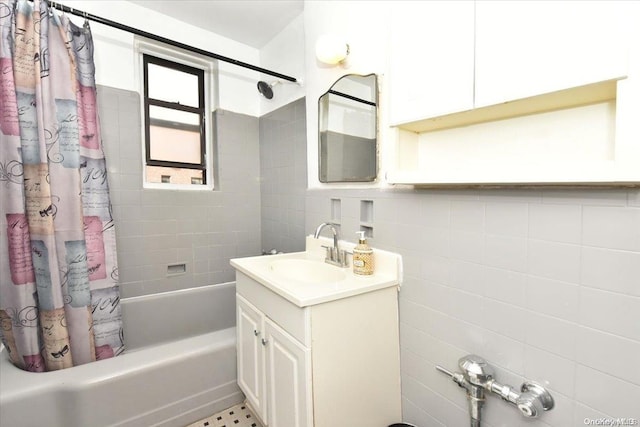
[269,259,347,284]
[231,236,401,307]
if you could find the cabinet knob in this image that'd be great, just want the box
[261,338,268,346]
[254,329,260,336]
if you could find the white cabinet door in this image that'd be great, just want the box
[264,318,312,427]
[236,295,267,422]
[475,0,630,107]
[389,0,475,125]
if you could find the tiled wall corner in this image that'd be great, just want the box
[259,97,307,254]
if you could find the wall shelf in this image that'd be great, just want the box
[387,78,640,187]
[396,79,618,134]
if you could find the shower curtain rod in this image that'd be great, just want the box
[37,0,298,83]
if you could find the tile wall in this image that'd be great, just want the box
[259,98,307,254]
[98,86,261,298]
[306,187,640,427]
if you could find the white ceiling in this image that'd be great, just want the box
[129,0,304,49]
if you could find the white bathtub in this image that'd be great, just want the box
[0,282,243,427]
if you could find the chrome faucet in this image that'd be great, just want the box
[437,355,554,426]
[313,222,348,268]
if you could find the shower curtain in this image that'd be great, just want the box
[0,0,123,371]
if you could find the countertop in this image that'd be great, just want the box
[230,236,402,307]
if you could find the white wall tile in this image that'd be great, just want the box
[537,391,575,427]
[402,349,467,408]
[481,330,525,373]
[373,197,397,223]
[419,225,450,256]
[418,253,452,285]
[575,364,640,417]
[525,275,579,322]
[403,280,452,313]
[451,200,485,232]
[482,266,527,307]
[529,203,582,244]
[525,312,577,360]
[401,374,469,426]
[576,326,640,386]
[579,287,640,341]
[450,260,486,294]
[396,197,424,226]
[448,288,483,324]
[484,234,528,272]
[574,403,616,426]
[485,202,528,237]
[396,223,428,253]
[541,189,628,206]
[581,247,640,297]
[582,206,640,251]
[400,322,461,365]
[401,254,423,279]
[421,198,450,228]
[427,307,485,353]
[524,345,576,398]
[450,230,484,264]
[480,189,543,203]
[527,239,581,283]
[402,397,446,427]
[481,298,527,341]
[629,190,640,207]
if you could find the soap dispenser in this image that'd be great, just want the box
[353,231,374,275]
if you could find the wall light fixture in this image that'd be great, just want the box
[315,34,350,66]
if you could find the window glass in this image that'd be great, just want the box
[147,63,200,107]
[146,166,204,185]
[149,107,201,164]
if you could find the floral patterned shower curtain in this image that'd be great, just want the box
[0,0,123,371]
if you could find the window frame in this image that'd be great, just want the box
[136,39,215,190]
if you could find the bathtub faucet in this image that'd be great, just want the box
[436,355,554,427]
[313,222,348,268]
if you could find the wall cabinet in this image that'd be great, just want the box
[389,1,474,125]
[235,272,401,427]
[474,1,630,108]
[387,1,640,186]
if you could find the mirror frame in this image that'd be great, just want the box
[318,73,378,183]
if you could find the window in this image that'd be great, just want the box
[141,50,212,188]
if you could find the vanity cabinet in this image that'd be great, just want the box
[235,271,401,427]
[237,294,311,427]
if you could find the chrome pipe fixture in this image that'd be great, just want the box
[436,355,554,426]
[313,222,349,268]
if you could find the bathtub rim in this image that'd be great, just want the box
[0,326,239,427]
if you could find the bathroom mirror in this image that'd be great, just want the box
[318,74,378,182]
